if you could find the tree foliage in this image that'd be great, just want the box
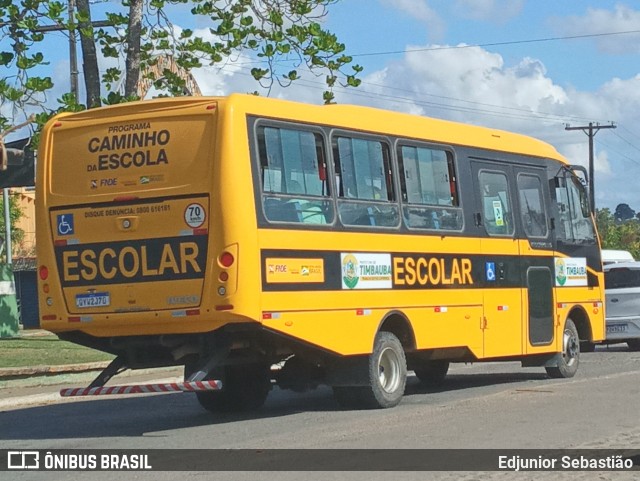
[0,0,362,136]
[0,193,25,257]
[614,203,635,222]
[596,207,640,260]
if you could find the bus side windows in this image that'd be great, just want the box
[257,124,334,225]
[398,144,463,231]
[333,135,400,228]
[479,171,514,236]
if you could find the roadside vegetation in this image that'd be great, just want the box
[597,206,640,259]
[0,334,113,368]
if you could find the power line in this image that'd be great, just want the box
[611,130,640,156]
[618,125,640,146]
[597,138,640,168]
[350,29,640,58]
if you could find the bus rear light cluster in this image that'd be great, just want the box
[217,251,234,296]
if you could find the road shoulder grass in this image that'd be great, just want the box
[0,335,114,368]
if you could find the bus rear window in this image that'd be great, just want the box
[257,125,333,225]
[605,267,640,289]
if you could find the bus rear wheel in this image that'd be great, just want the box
[546,318,579,379]
[334,331,407,409]
[188,363,272,413]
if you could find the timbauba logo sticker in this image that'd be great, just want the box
[341,253,393,290]
[342,254,359,289]
[555,258,567,286]
[555,257,588,287]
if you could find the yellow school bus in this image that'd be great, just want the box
[36,94,605,410]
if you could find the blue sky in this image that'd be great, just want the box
[320,1,640,212]
[6,1,640,212]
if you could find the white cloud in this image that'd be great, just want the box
[338,44,568,132]
[328,42,640,209]
[452,0,524,24]
[379,0,446,40]
[551,4,640,54]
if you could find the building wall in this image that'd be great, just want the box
[13,187,36,257]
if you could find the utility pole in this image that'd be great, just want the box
[565,122,616,213]
[68,0,79,97]
[0,6,111,98]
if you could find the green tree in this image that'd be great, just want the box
[596,207,640,259]
[0,0,362,135]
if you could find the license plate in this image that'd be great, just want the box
[607,324,628,334]
[76,292,110,308]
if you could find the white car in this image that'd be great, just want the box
[604,261,640,350]
[601,249,634,265]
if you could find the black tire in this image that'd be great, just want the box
[580,341,596,353]
[627,339,640,351]
[187,363,272,413]
[546,318,580,379]
[334,331,407,409]
[414,360,450,385]
[333,332,407,409]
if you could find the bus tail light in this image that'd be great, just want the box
[39,265,49,281]
[219,251,234,268]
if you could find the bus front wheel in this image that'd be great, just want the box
[546,318,580,379]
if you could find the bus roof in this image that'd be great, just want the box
[224,93,566,162]
[48,93,567,163]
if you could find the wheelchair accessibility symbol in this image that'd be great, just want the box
[485,262,496,282]
[57,214,74,236]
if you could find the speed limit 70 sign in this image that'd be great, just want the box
[184,203,206,228]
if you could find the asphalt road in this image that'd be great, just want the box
[2,344,640,481]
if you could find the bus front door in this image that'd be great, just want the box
[514,166,555,353]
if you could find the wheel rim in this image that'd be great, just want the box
[378,346,401,393]
[563,327,579,367]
